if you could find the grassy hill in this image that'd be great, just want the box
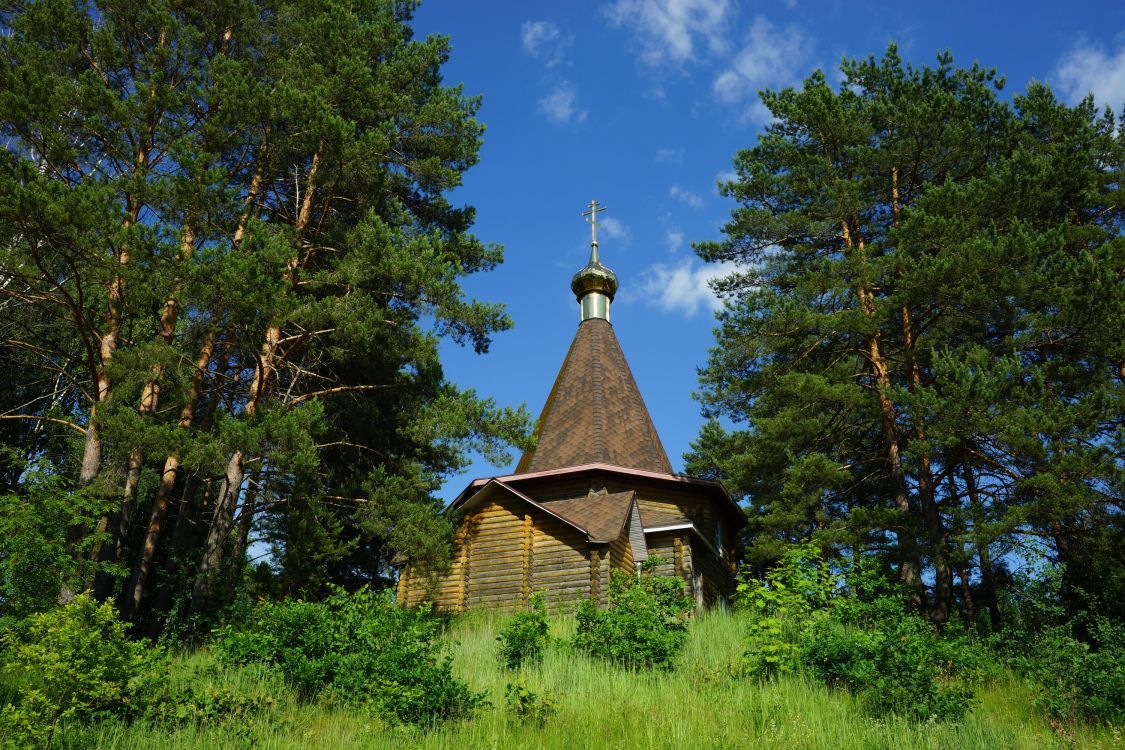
[75,610,1121,750]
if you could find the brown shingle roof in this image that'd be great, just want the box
[639,507,691,529]
[515,318,673,475]
[543,491,635,543]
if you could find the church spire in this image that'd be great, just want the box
[572,199,618,322]
[514,201,673,475]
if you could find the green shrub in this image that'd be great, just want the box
[215,587,484,724]
[138,660,282,728]
[572,560,693,670]
[497,593,550,670]
[0,455,120,620]
[0,593,164,747]
[800,611,974,721]
[737,544,835,676]
[504,680,557,726]
[1016,618,1125,726]
[737,546,980,721]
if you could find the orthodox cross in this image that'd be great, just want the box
[582,199,607,252]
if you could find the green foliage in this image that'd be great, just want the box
[689,42,1125,631]
[0,454,118,621]
[497,593,550,670]
[215,587,484,724]
[992,564,1125,725]
[737,543,836,675]
[8,609,1120,748]
[0,0,532,635]
[572,559,693,670]
[1014,620,1125,727]
[0,593,164,747]
[737,547,979,721]
[137,661,282,729]
[800,608,975,721]
[504,680,557,727]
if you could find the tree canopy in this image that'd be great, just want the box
[688,46,1124,625]
[0,0,530,632]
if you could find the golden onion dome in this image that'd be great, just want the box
[571,245,618,302]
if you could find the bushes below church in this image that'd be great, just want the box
[215,587,485,724]
[0,588,485,746]
[736,546,987,722]
[0,593,165,747]
[572,559,694,670]
[734,545,1125,728]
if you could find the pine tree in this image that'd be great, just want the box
[690,46,1124,624]
[0,0,531,630]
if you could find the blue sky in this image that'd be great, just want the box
[412,0,1125,504]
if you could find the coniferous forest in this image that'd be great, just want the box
[0,2,1122,748]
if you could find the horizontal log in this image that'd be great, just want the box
[469,556,525,569]
[468,593,525,604]
[532,542,585,556]
[468,587,525,599]
[469,551,525,564]
[533,588,589,600]
[532,547,586,559]
[465,573,524,586]
[471,508,521,522]
[467,546,525,560]
[532,572,589,584]
[466,536,520,549]
[466,516,518,529]
[531,575,589,584]
[472,528,524,539]
[472,526,524,541]
[531,560,587,573]
[465,573,525,586]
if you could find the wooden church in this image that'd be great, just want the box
[397,202,745,611]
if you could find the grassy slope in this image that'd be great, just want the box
[85,611,1122,750]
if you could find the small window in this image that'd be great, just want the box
[714,517,724,556]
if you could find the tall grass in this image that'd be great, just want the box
[79,610,1122,750]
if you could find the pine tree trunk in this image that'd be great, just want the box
[72,185,144,602]
[841,218,922,605]
[122,327,216,621]
[229,475,261,586]
[901,303,952,624]
[191,150,318,611]
[960,563,974,626]
[961,455,1000,629]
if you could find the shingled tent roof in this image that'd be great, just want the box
[515,318,673,475]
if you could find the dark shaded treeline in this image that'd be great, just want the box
[0,0,530,634]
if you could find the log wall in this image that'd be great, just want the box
[465,494,531,610]
[529,509,591,611]
[399,473,737,613]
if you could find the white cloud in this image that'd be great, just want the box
[1054,38,1125,109]
[665,228,685,252]
[538,81,587,124]
[713,16,812,122]
[521,19,571,68]
[655,146,684,164]
[603,0,733,66]
[638,258,736,316]
[599,216,632,244]
[669,184,703,208]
